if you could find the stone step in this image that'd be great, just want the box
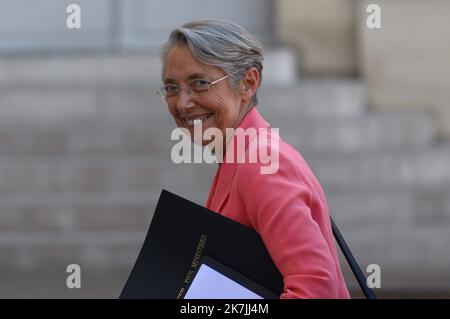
[0,231,142,272]
[104,79,365,118]
[0,156,215,194]
[0,197,156,233]
[340,226,450,290]
[305,145,450,188]
[0,189,209,232]
[0,55,162,87]
[329,186,450,233]
[0,118,174,156]
[272,110,434,151]
[0,110,433,156]
[0,144,449,193]
[0,185,447,233]
[0,85,169,124]
[329,189,417,230]
[2,225,450,292]
[0,79,366,123]
[0,49,297,87]
[0,269,128,298]
[258,79,366,118]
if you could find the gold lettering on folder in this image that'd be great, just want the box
[177,234,208,299]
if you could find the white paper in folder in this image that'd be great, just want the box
[184,256,277,299]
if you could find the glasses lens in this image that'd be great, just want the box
[190,79,210,93]
[163,85,178,97]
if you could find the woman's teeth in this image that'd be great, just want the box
[185,114,213,127]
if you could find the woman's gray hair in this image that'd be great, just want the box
[160,19,264,107]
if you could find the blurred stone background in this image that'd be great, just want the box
[0,0,449,298]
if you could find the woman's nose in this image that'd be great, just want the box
[176,88,196,112]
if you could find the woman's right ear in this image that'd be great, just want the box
[241,67,259,97]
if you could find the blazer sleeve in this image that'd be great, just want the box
[235,147,340,299]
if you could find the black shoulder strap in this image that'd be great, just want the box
[331,217,377,299]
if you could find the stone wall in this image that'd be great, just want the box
[276,0,450,139]
[357,0,450,139]
[276,0,358,75]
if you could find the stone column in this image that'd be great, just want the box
[275,0,358,75]
[357,0,450,139]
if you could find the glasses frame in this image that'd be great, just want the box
[157,69,241,101]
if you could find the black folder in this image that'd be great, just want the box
[120,189,283,299]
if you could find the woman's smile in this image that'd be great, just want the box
[181,112,214,128]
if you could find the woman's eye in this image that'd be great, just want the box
[192,80,209,90]
[164,85,178,93]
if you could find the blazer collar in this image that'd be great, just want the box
[206,107,270,211]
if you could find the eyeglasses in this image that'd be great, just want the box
[157,70,241,101]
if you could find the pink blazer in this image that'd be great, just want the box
[205,107,350,299]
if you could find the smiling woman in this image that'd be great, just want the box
[158,19,350,299]
[159,20,262,148]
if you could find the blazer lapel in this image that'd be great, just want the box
[208,162,237,213]
[206,107,270,213]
